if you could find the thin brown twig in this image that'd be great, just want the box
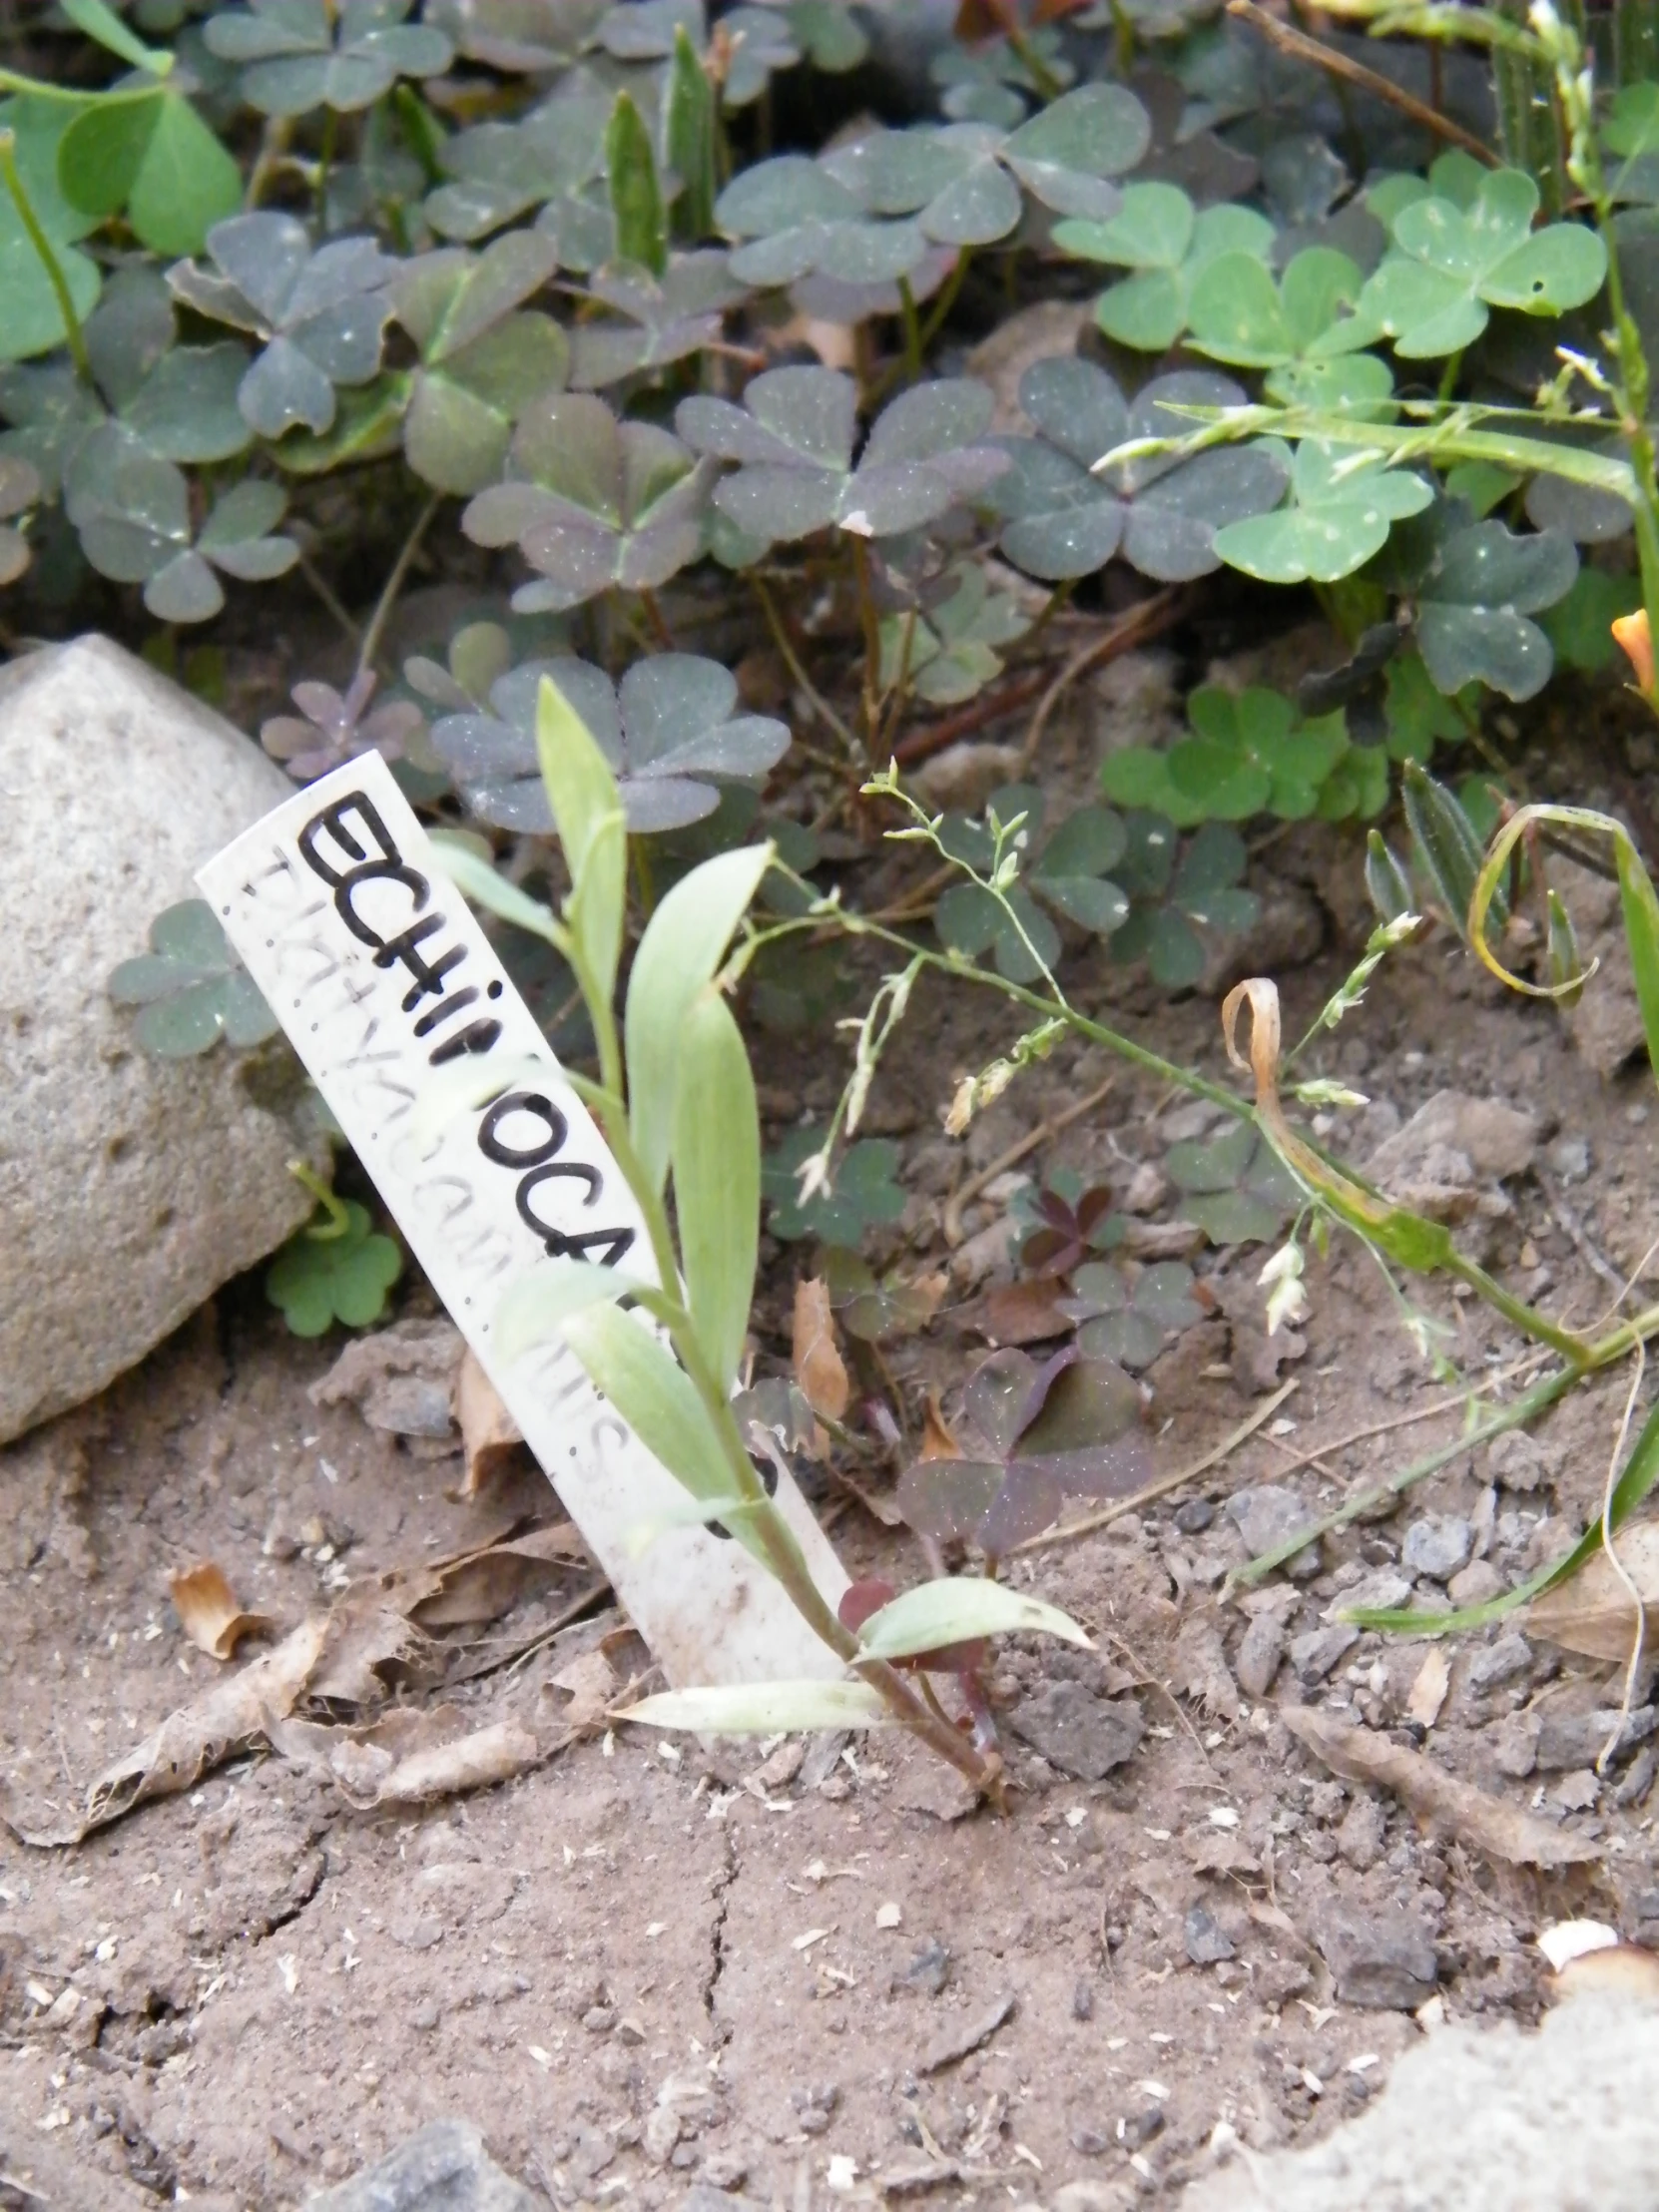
[1016,587,1191,775]
[941,1072,1120,1248]
[1226,0,1500,167]
[1013,1379,1301,1553]
[1242,1364,1546,1485]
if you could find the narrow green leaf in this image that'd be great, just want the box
[620,1681,892,1733]
[664,24,717,241]
[607,90,667,278]
[60,0,172,75]
[1545,886,1585,1008]
[1614,835,1659,1086]
[493,1256,648,1365]
[562,1301,752,1516]
[856,1577,1094,1660]
[1402,761,1504,937]
[622,1493,762,1557]
[626,843,772,1196]
[536,674,627,1009]
[673,988,759,1392]
[430,833,563,942]
[1345,1390,1659,1636]
[1365,829,1414,921]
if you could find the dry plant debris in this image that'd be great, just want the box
[167,1559,272,1659]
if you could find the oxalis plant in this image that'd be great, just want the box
[428,673,1131,1802]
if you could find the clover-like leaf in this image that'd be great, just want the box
[263,669,426,781]
[431,650,790,833]
[682,366,1008,546]
[1164,1118,1299,1246]
[393,232,567,493]
[169,212,397,438]
[763,1128,906,1245]
[897,1345,1147,1559]
[988,356,1286,584]
[599,1,800,108]
[0,95,103,363]
[1358,165,1607,359]
[1410,515,1579,701]
[423,0,607,72]
[58,73,243,258]
[930,26,1075,128]
[463,390,714,608]
[1213,438,1434,586]
[1062,1258,1202,1371]
[569,252,748,387]
[1540,566,1642,672]
[424,72,615,264]
[205,0,452,115]
[717,88,1148,285]
[0,452,39,586]
[64,424,297,621]
[108,896,278,1056]
[1186,246,1392,410]
[879,560,1029,706]
[821,1247,943,1344]
[1018,1175,1123,1277]
[1105,815,1259,988]
[1102,683,1357,826]
[1055,185,1275,351]
[267,1201,403,1337]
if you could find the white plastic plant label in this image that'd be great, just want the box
[198,751,849,1689]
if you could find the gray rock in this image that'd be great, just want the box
[1402,1515,1474,1581]
[305,2119,538,2209]
[1234,1611,1287,1698]
[1,637,316,1442]
[1184,1905,1235,1964]
[1446,1560,1505,1607]
[1368,1090,1539,1185]
[1291,1624,1361,1683]
[1226,1485,1321,1575]
[1315,1908,1438,2009]
[1006,1683,1143,1780]
[1331,1571,1412,1617]
[308,1320,464,1436]
[1543,1134,1591,1182]
[1174,1497,1215,1534]
[1179,1987,1659,2212]
[1534,1707,1657,1774]
[1486,1429,1562,1492]
[1335,1795,1387,1872]
[1614,1745,1658,1808]
[1468,1634,1533,1694]
[1487,1712,1541,1778]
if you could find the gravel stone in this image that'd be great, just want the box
[1234,1612,1287,1698]
[1446,1560,1505,1607]
[1226,1485,1321,1575]
[1335,1795,1387,1872]
[306,2119,539,2209]
[1184,1906,1236,1964]
[1315,1908,1438,2009]
[1467,1634,1533,1694]
[1291,1624,1361,1683]
[1534,1707,1657,1773]
[1006,1683,1144,1780]
[1402,1515,1474,1581]
[1174,1497,1215,1534]
[1486,1431,1562,1492]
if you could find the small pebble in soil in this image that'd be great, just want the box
[1072,1979,1094,2020]
[1316,1908,1438,2010]
[1234,1612,1287,1698]
[1174,1497,1215,1534]
[790,2083,840,2135]
[1227,1486,1321,1575]
[1118,2106,1167,2150]
[1006,1682,1144,1781]
[1291,1625,1360,1684]
[1336,1796,1387,1873]
[1401,1515,1474,1581]
[1468,1633,1533,1693]
[899,1939,951,1996]
[1184,1906,1235,1965]
[1543,1134,1591,1181]
[410,1999,438,2031]
[1535,1706,1656,1773]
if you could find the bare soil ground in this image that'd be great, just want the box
[5,643,1659,2212]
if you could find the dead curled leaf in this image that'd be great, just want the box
[168,1561,272,1660]
[1526,1521,1659,1660]
[452,1348,526,1497]
[794,1278,850,1423]
[1283,1705,1601,1870]
[272,1707,543,1810]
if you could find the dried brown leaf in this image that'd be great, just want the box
[168,1560,272,1660]
[1405,1646,1451,1729]
[977,1279,1071,1347]
[272,1705,542,1809]
[794,1278,850,1423]
[5,1617,329,1847]
[919,1391,960,1462]
[1526,1522,1659,1660]
[409,1520,590,1630]
[1283,1705,1601,1869]
[452,1348,526,1497]
[547,1647,621,1732]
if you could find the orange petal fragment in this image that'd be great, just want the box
[1612,608,1653,692]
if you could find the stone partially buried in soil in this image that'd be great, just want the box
[0,635,316,1443]
[306,2117,539,2209]
[1006,1681,1144,1780]
[1315,1906,1439,2009]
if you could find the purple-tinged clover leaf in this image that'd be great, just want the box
[1061,1260,1203,1371]
[462,391,715,610]
[430,652,791,833]
[169,213,397,438]
[262,670,427,783]
[898,1346,1148,1560]
[205,0,453,116]
[988,357,1287,584]
[677,367,1007,545]
[569,252,749,389]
